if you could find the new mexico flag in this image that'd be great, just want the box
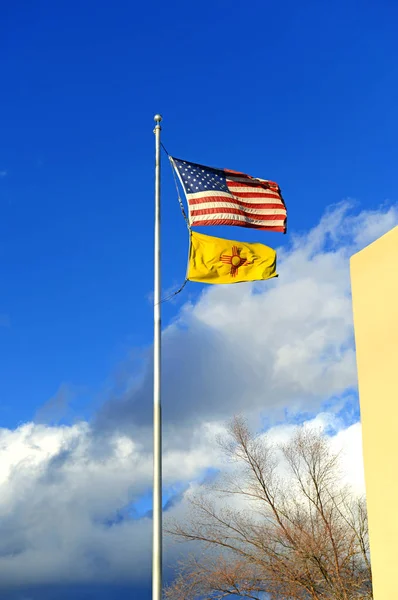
[187,231,277,284]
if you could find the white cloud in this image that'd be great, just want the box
[0,419,226,588]
[0,413,365,588]
[0,170,7,178]
[97,201,397,439]
[0,201,394,589]
[331,421,366,496]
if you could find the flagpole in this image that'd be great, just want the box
[153,113,163,600]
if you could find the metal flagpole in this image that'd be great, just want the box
[153,114,163,600]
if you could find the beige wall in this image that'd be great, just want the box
[350,225,398,599]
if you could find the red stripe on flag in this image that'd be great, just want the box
[226,180,277,189]
[227,191,282,199]
[188,198,284,210]
[223,168,246,176]
[190,207,285,221]
[188,194,283,205]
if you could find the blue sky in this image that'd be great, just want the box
[0,1,397,598]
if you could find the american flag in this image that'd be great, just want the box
[171,157,287,232]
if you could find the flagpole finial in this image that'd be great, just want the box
[154,114,162,124]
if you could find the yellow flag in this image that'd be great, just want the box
[187,231,277,284]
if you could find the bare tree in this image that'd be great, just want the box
[165,417,372,600]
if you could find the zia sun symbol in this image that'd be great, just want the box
[220,246,252,277]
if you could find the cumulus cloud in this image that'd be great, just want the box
[0,201,395,591]
[0,422,147,587]
[0,418,228,589]
[165,412,367,529]
[96,201,397,442]
[0,414,365,589]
